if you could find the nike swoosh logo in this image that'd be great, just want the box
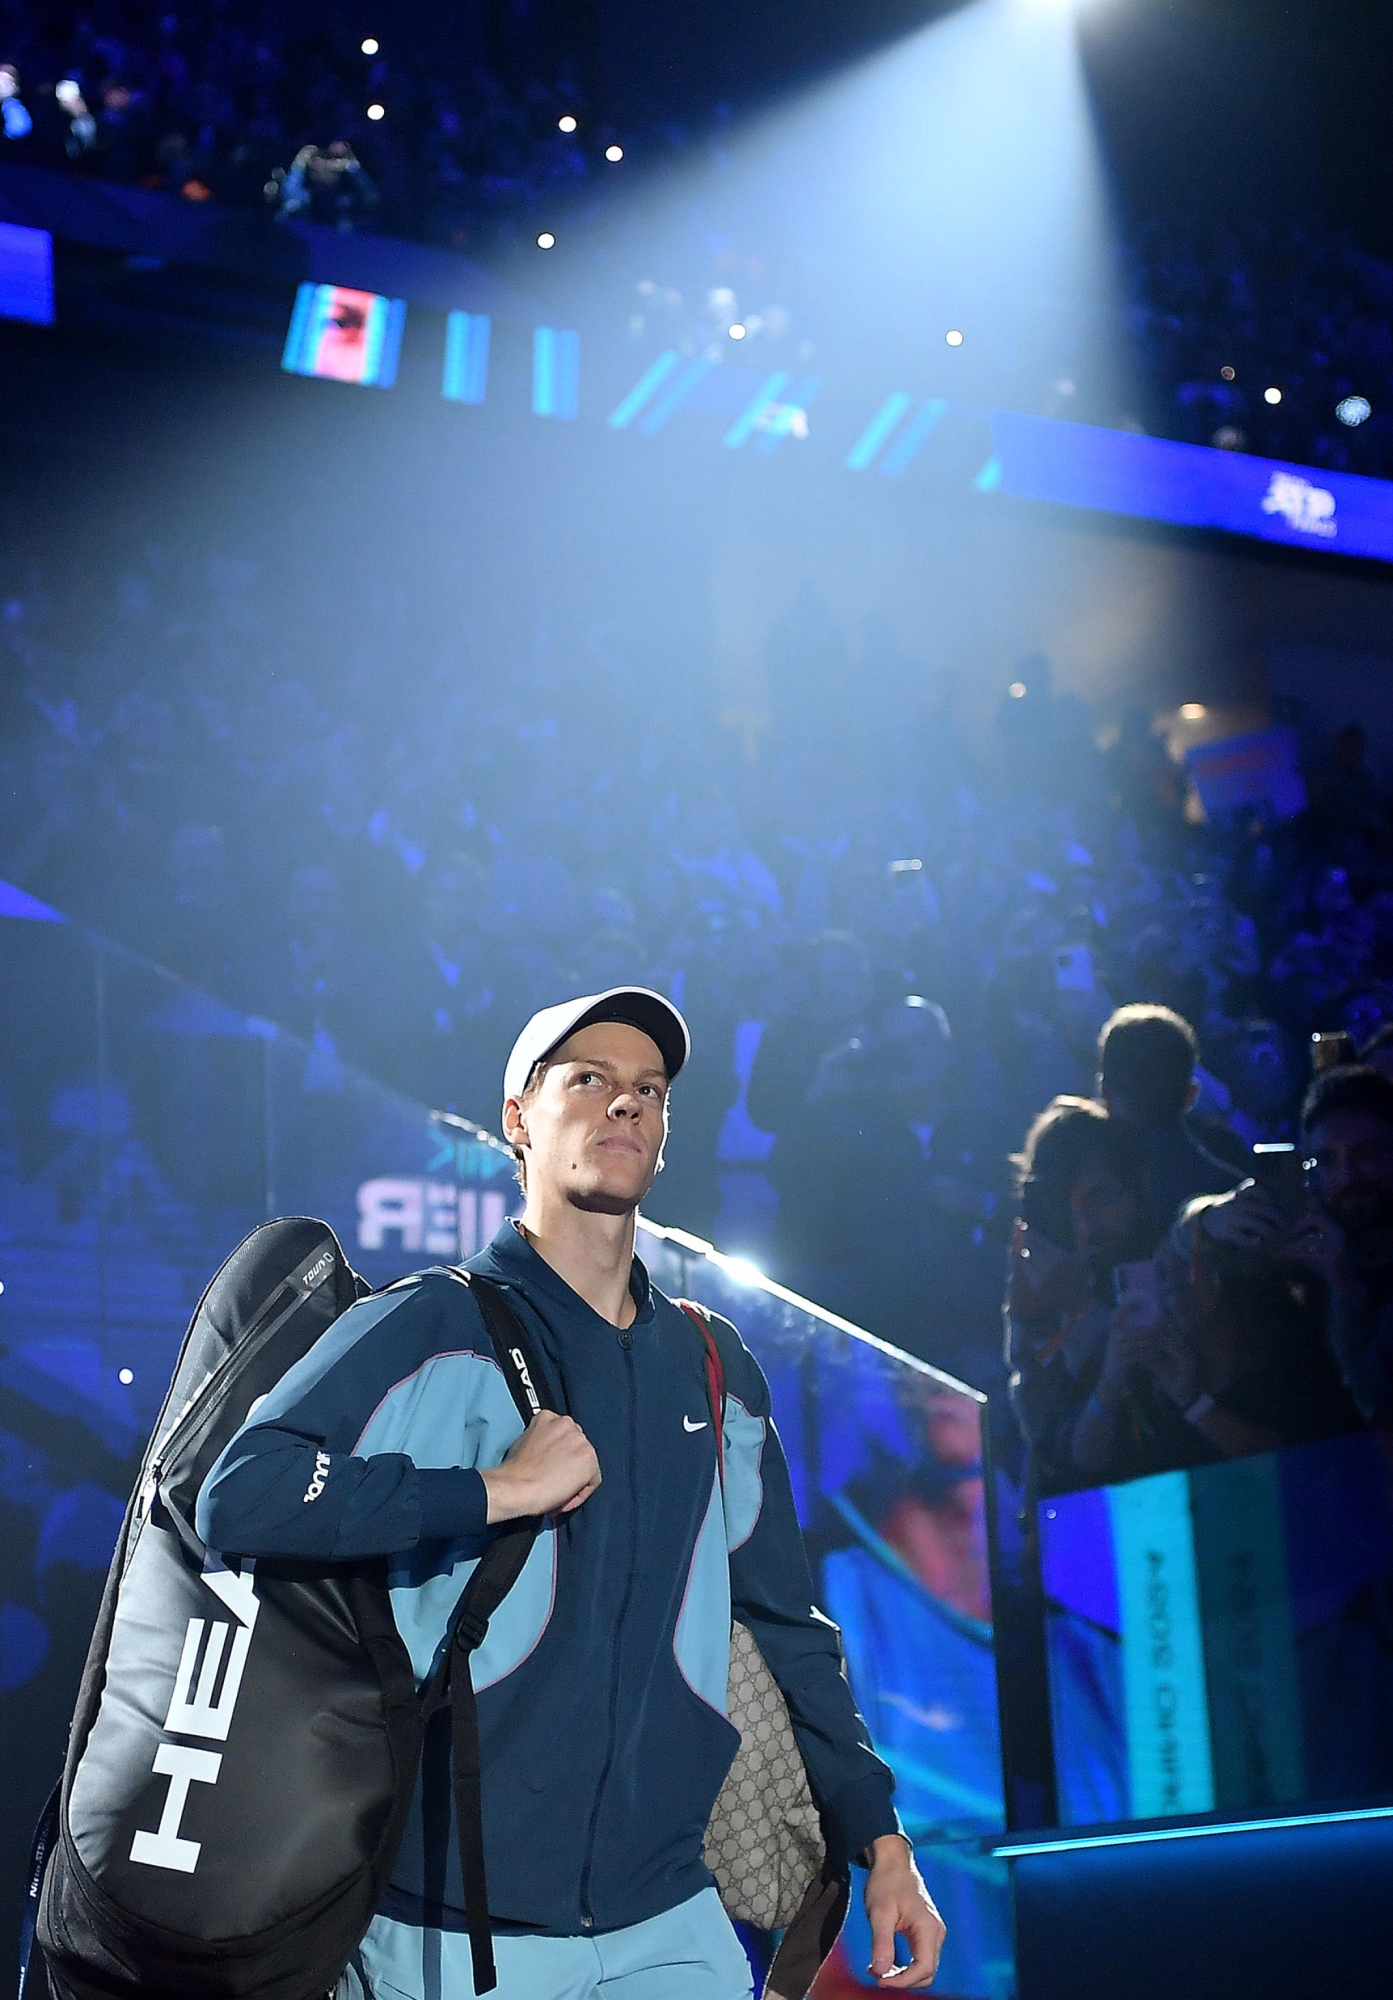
[683,1416,708,1432]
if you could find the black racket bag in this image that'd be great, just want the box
[25,1217,539,2000]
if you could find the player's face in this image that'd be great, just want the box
[508,1022,669,1217]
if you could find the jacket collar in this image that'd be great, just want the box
[475,1218,657,1329]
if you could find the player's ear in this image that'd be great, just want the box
[502,1095,526,1147]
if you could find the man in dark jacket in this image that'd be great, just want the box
[199,986,944,1998]
[1097,1003,1245,1235]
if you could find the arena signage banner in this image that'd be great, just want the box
[986,409,1393,562]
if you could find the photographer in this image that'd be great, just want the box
[1262,1065,1393,1425]
[1004,1096,1158,1496]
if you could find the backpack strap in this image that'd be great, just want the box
[418,1273,554,1997]
[18,1781,59,2000]
[677,1300,725,1492]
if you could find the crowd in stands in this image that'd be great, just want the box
[1127,216,1393,478]
[2,8,1393,474]
[1004,1011,1393,1497]
[0,1,626,251]
[8,536,1393,1438]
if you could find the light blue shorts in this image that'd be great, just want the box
[341,1888,754,2000]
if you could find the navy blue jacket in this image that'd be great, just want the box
[198,1224,898,1936]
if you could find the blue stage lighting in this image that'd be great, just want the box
[881,397,947,476]
[442,311,491,405]
[723,373,792,450]
[533,326,579,420]
[608,350,682,430]
[845,392,913,471]
[1337,395,1371,427]
[638,354,715,435]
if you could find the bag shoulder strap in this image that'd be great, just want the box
[418,1271,555,1998]
[677,1299,725,1492]
[420,1274,551,1699]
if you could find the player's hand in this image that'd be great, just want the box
[864,1836,946,1987]
[481,1412,601,1522]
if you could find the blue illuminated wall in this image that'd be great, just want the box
[0,222,53,325]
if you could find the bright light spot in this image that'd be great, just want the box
[1337,395,1372,427]
[56,79,81,104]
[728,322,747,340]
[361,38,379,55]
[945,329,964,347]
[1221,365,1236,382]
[605,143,624,162]
[1180,703,1207,722]
[1008,681,1027,699]
[118,1367,135,1385]
[723,1257,764,1287]
[366,102,385,120]
[537,231,556,249]
[1264,386,1282,406]
[558,114,577,133]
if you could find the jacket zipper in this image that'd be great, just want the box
[578,1325,638,1929]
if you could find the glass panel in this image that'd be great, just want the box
[1038,1434,1393,1830]
[0,920,1010,1998]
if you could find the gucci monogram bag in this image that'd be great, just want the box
[679,1304,851,2000]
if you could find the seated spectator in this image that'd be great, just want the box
[54,78,97,159]
[1097,1002,1245,1229]
[1177,1075,1393,1417]
[0,62,32,141]
[1279,1065,1393,1424]
[1360,1022,1393,1083]
[1105,705,1186,853]
[1309,725,1387,847]
[268,141,379,233]
[1004,1096,1156,1498]
[1213,1017,1300,1147]
[1076,1193,1359,1486]
[751,987,954,1333]
[746,930,873,1269]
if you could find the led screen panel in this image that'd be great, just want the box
[282,282,405,387]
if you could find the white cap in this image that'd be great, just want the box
[503,986,691,1103]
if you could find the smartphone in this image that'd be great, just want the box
[1112,1259,1161,1326]
[1053,944,1095,994]
[1251,1141,1307,1216]
[1311,1030,1356,1076]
